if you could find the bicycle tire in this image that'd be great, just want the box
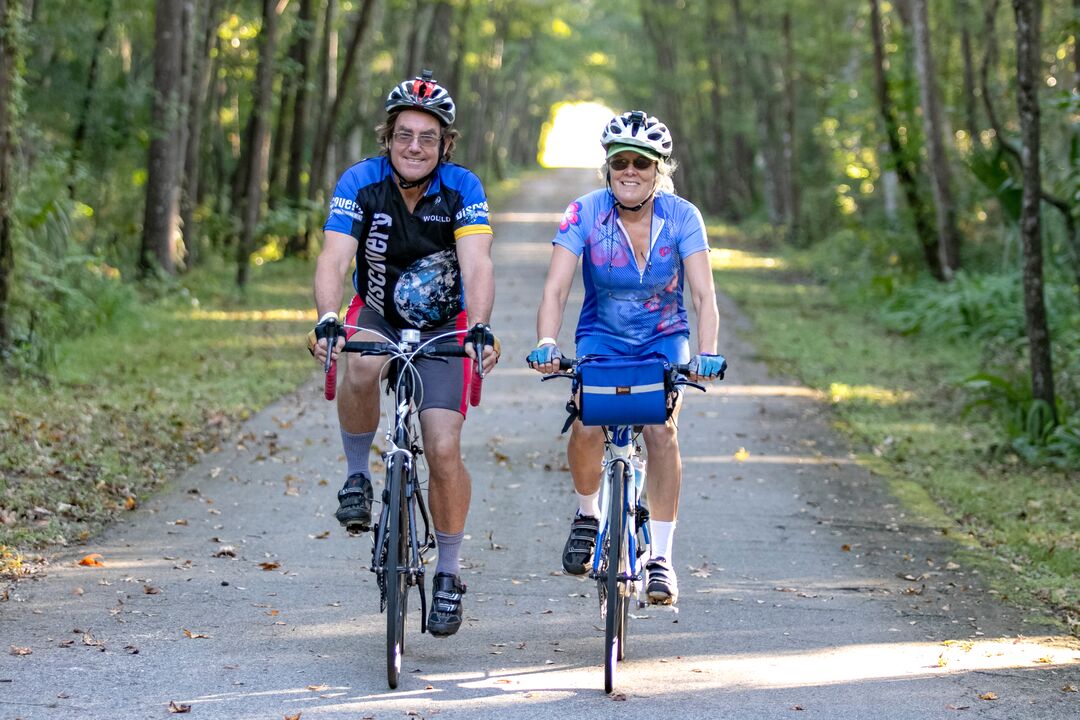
[385,460,409,689]
[603,459,627,694]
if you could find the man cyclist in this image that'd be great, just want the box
[310,70,498,637]
[527,110,724,605]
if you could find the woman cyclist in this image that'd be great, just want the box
[526,110,725,605]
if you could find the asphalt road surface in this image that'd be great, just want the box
[2,168,1077,720]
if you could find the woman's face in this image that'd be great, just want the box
[608,151,658,209]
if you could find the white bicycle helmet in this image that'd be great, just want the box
[385,69,456,126]
[601,110,672,159]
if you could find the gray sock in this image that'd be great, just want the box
[341,429,376,481]
[434,529,465,576]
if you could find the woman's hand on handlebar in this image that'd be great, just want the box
[526,341,563,374]
[687,352,727,383]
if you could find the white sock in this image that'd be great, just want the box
[576,490,600,518]
[650,520,676,563]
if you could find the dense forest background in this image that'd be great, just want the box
[0,0,1077,465]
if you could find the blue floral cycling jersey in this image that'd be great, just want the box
[553,189,708,346]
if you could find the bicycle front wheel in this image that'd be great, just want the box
[385,461,409,689]
[603,459,628,693]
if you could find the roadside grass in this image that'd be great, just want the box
[708,229,1079,634]
[0,257,316,556]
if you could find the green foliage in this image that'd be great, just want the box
[716,243,1079,632]
[6,157,136,369]
[0,257,315,549]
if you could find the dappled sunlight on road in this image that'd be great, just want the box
[714,384,824,399]
[710,247,786,271]
[828,382,914,405]
[683,452,855,466]
[446,637,1080,694]
[181,308,313,322]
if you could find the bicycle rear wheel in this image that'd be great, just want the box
[385,462,409,689]
[603,459,627,694]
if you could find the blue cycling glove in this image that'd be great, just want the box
[689,353,727,380]
[526,343,560,367]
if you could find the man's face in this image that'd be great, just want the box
[388,110,442,184]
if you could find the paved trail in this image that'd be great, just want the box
[2,169,1077,719]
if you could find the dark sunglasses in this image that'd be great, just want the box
[609,156,656,171]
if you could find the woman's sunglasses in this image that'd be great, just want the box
[609,156,656,171]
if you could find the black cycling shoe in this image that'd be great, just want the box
[335,472,373,534]
[561,513,599,576]
[427,573,467,637]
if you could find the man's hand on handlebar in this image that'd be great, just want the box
[526,340,562,374]
[688,352,727,383]
[465,323,500,376]
[308,312,345,365]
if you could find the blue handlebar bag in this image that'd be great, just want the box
[577,354,671,427]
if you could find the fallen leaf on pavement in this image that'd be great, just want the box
[259,562,281,571]
[9,645,31,655]
[183,629,210,639]
[946,704,971,710]
[1062,684,1078,693]
[78,553,105,567]
[168,701,192,713]
[284,713,302,720]
[306,685,328,692]
[733,447,749,462]
[978,692,998,701]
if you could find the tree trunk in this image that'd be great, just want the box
[959,0,979,137]
[980,0,1080,303]
[704,3,735,218]
[1012,0,1057,423]
[309,0,375,204]
[0,0,18,353]
[731,0,784,225]
[180,0,223,269]
[139,0,185,277]
[236,0,283,289]
[404,0,436,73]
[869,0,942,277]
[283,0,315,256]
[779,12,800,243]
[911,0,960,278]
[1075,0,1080,94]
[67,0,112,199]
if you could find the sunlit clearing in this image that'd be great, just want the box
[538,101,615,168]
[829,382,913,405]
[710,247,785,270]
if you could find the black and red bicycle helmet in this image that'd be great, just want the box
[385,69,456,126]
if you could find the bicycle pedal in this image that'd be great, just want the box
[344,519,371,535]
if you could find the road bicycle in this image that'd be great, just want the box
[323,325,482,689]
[538,353,706,693]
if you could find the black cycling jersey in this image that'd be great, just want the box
[323,156,491,329]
